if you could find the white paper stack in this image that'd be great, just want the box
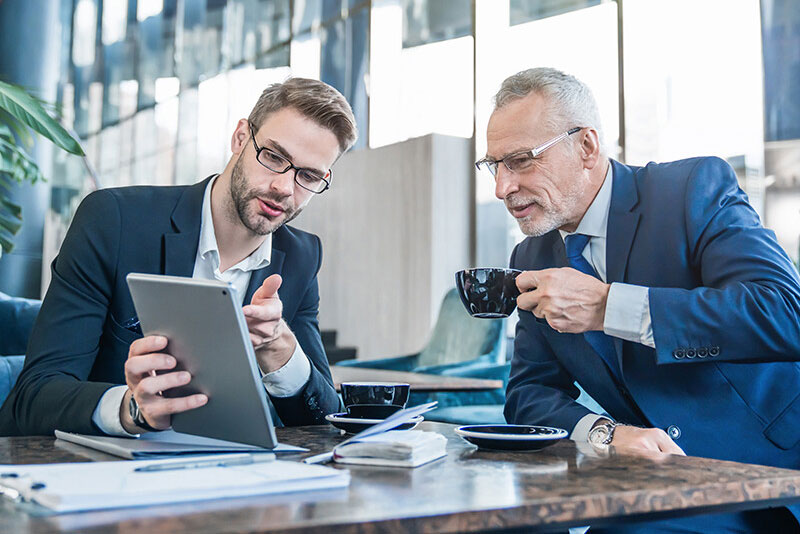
[333,430,447,468]
[0,457,349,513]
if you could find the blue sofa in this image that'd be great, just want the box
[0,292,41,406]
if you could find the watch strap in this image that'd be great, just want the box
[128,394,159,432]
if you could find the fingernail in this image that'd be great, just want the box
[166,356,176,366]
[181,372,191,381]
[197,395,208,405]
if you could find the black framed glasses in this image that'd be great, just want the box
[248,123,331,194]
[475,127,583,177]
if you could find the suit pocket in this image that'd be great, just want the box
[107,314,142,346]
[763,392,800,450]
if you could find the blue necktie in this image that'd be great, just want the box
[563,234,622,381]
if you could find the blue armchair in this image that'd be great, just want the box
[337,288,505,373]
[0,292,41,406]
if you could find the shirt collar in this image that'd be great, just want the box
[198,175,272,273]
[559,163,613,241]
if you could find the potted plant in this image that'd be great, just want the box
[0,80,84,258]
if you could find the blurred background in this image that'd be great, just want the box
[0,0,798,363]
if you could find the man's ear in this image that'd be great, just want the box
[580,128,601,170]
[230,118,251,156]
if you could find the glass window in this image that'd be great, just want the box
[402,0,471,48]
[371,0,473,148]
[509,0,601,25]
[761,0,800,142]
[136,4,177,109]
[293,0,322,33]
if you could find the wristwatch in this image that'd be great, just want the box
[588,420,619,447]
[128,394,158,432]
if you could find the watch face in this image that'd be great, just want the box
[589,426,610,444]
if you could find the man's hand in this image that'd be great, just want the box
[242,274,297,373]
[516,268,610,333]
[121,335,208,433]
[611,425,686,455]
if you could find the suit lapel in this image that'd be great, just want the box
[243,248,285,304]
[163,177,213,277]
[605,159,641,372]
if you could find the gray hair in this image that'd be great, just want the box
[248,77,358,154]
[494,67,604,151]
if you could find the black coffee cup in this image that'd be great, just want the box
[455,268,522,318]
[340,382,410,419]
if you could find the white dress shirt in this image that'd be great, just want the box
[91,176,311,436]
[557,164,656,442]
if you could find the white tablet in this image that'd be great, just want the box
[126,273,278,449]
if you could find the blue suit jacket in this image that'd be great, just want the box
[506,157,800,472]
[0,177,342,436]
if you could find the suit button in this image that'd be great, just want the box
[667,425,681,439]
[686,348,697,359]
[698,347,708,358]
[673,349,685,360]
[709,346,720,357]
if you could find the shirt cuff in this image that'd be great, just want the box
[261,341,312,397]
[603,282,656,348]
[91,385,139,437]
[571,413,609,442]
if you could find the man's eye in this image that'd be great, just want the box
[298,171,323,184]
[505,155,534,170]
[266,151,287,164]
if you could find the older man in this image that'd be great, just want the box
[0,78,355,436]
[479,67,800,532]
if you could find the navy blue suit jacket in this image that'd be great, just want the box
[0,177,342,436]
[506,157,800,473]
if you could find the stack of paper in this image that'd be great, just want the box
[333,430,447,467]
[0,456,349,513]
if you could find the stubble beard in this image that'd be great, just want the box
[229,155,304,236]
[507,180,585,237]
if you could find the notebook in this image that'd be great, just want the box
[54,429,307,459]
[0,455,349,513]
[333,430,447,468]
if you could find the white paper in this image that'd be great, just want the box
[0,457,349,513]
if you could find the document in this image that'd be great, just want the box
[55,429,307,459]
[0,455,349,513]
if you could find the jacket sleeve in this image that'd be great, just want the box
[268,235,342,425]
[649,157,800,365]
[504,245,592,432]
[0,190,121,436]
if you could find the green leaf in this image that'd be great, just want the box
[0,80,84,156]
[0,108,33,147]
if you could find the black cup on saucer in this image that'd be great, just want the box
[340,382,410,419]
[455,268,522,318]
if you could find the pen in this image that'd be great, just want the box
[134,453,274,473]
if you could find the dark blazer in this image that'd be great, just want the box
[506,157,800,476]
[0,177,342,436]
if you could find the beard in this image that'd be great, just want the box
[229,155,304,236]
[505,181,585,237]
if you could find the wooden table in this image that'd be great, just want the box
[330,365,503,392]
[2,422,800,533]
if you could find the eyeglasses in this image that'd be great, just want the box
[475,127,583,177]
[248,123,331,194]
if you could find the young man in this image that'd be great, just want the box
[481,67,800,532]
[0,78,356,436]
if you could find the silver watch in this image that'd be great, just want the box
[588,421,619,446]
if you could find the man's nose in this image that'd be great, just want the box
[494,165,519,200]
[270,170,295,196]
